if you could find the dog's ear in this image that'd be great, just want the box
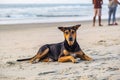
[73,24,81,30]
[58,27,65,32]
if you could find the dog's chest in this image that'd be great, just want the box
[70,52,77,58]
[63,50,77,58]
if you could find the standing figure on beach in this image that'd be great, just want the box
[92,0,103,26]
[108,0,120,25]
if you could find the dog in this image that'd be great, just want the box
[17,24,92,63]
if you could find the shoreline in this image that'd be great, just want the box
[0,18,120,31]
[0,18,93,25]
[0,19,92,31]
[0,17,120,25]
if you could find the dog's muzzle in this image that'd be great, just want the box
[69,37,73,41]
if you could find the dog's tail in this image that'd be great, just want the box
[17,55,36,62]
[17,58,32,62]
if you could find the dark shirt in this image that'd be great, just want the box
[93,0,103,8]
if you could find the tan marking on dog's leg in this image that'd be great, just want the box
[29,55,37,63]
[42,58,49,62]
[30,48,49,63]
[58,56,76,63]
[76,51,93,61]
[63,50,70,56]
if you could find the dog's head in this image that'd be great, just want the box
[58,24,81,46]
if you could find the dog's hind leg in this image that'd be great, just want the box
[42,58,53,62]
[30,48,49,63]
[76,50,93,61]
[58,56,77,63]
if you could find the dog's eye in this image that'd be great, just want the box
[65,32,68,34]
[71,31,75,34]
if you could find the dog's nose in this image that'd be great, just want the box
[69,37,73,41]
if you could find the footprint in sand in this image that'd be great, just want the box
[38,71,56,75]
[96,40,112,47]
[97,40,106,45]
[6,61,15,66]
[6,61,25,70]
[97,39,120,46]
[106,67,119,71]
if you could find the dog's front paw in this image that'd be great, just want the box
[86,57,93,61]
[81,55,93,61]
[72,59,77,63]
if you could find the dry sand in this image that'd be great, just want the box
[0,20,120,80]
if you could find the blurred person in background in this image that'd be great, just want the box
[108,0,120,26]
[92,0,103,26]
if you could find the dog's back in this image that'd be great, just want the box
[38,42,64,61]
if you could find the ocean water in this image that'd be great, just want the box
[0,4,120,24]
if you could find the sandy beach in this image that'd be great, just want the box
[0,19,120,80]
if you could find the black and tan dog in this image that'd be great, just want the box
[17,24,92,63]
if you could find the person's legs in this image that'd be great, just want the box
[93,9,97,26]
[113,7,117,25]
[108,7,113,25]
[98,9,103,26]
